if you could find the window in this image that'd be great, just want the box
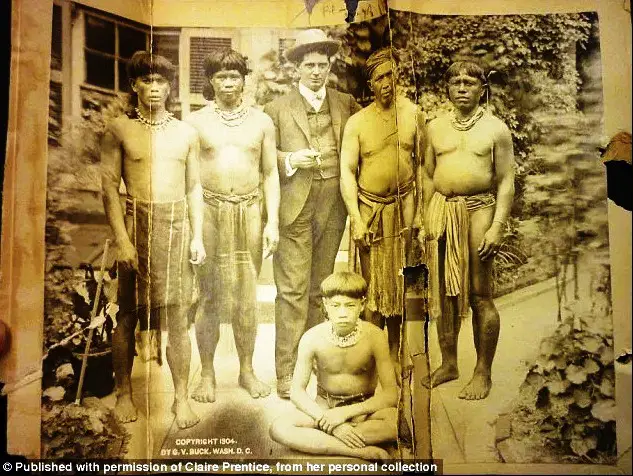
[51,4,62,71]
[152,31,181,99]
[189,36,232,94]
[84,13,148,92]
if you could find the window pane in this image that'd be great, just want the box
[51,5,62,71]
[119,26,147,59]
[153,33,180,99]
[119,60,131,93]
[189,37,232,94]
[85,15,115,54]
[85,51,115,89]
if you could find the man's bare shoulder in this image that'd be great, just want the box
[427,112,451,134]
[300,322,328,347]
[171,118,198,142]
[250,107,276,129]
[347,106,370,129]
[185,105,213,126]
[106,114,132,139]
[483,112,512,138]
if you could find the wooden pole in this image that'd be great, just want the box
[74,239,110,405]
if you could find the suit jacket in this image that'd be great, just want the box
[264,87,361,228]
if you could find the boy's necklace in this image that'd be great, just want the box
[328,323,362,348]
[134,107,173,131]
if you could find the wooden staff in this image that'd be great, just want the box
[74,239,111,405]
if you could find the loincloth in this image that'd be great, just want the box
[118,196,194,327]
[352,179,415,317]
[199,188,262,314]
[316,384,373,409]
[425,191,496,321]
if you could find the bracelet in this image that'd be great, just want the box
[493,219,505,226]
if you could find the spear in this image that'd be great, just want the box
[74,239,110,405]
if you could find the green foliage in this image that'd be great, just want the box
[509,262,615,463]
[41,398,128,459]
[389,12,592,162]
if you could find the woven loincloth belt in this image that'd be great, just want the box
[317,384,373,409]
[351,178,415,317]
[425,191,496,321]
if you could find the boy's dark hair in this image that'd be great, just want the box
[127,51,176,83]
[321,272,368,300]
[126,51,176,110]
[444,59,490,104]
[202,48,250,100]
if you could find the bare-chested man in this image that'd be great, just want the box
[101,51,205,428]
[423,60,515,400]
[187,49,280,402]
[269,272,397,460]
[341,48,424,368]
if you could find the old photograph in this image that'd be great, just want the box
[1,0,630,473]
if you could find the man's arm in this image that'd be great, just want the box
[185,128,205,265]
[413,107,427,229]
[340,115,370,248]
[261,115,281,258]
[101,120,137,270]
[492,123,515,224]
[289,331,325,422]
[478,122,515,260]
[421,120,437,228]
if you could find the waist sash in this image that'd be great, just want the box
[425,191,496,321]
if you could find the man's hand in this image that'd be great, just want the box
[118,240,138,271]
[263,222,279,258]
[289,149,322,170]
[478,222,503,261]
[189,237,206,265]
[332,423,366,448]
[351,218,371,249]
[318,406,351,434]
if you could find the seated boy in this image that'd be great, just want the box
[269,271,398,461]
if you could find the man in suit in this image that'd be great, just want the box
[264,29,361,398]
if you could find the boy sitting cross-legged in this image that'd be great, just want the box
[269,271,398,461]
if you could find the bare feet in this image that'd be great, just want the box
[356,445,391,462]
[458,373,492,400]
[423,363,459,388]
[114,393,138,423]
[171,399,200,429]
[192,376,216,403]
[239,371,271,398]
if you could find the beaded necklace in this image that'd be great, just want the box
[328,323,362,348]
[134,107,174,131]
[211,100,250,127]
[451,106,485,132]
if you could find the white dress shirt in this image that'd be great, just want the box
[285,84,328,176]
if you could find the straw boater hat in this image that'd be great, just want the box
[284,29,341,63]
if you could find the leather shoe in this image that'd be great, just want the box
[277,376,293,399]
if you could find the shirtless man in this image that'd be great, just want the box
[269,272,398,460]
[101,51,205,428]
[187,48,280,402]
[422,60,515,400]
[340,48,424,367]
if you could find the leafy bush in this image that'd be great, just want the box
[42,397,128,459]
[508,264,615,463]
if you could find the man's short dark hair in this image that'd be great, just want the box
[126,51,176,83]
[321,272,368,300]
[444,60,487,85]
[202,48,250,100]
